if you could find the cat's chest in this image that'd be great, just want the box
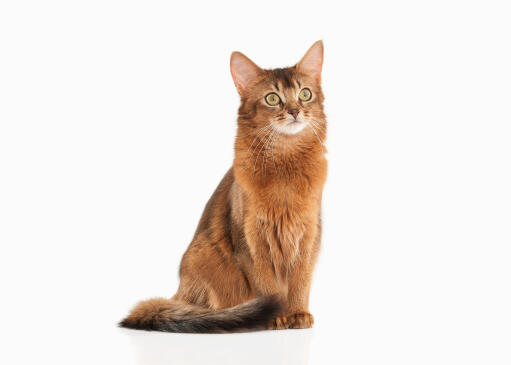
[254,194,319,265]
[254,175,322,235]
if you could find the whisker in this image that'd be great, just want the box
[309,120,328,141]
[263,130,278,182]
[239,125,273,173]
[309,121,326,141]
[247,124,273,153]
[254,127,275,177]
[307,122,327,152]
[248,126,274,161]
[309,119,327,134]
[270,130,279,174]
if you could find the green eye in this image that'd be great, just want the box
[298,88,312,101]
[265,93,281,106]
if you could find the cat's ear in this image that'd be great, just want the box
[230,51,262,97]
[297,40,324,83]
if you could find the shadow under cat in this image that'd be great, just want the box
[120,327,313,365]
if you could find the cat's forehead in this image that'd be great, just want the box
[269,68,299,89]
[261,67,312,92]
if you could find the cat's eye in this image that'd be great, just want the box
[298,88,312,101]
[265,93,281,106]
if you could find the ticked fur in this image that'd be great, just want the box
[120,41,327,332]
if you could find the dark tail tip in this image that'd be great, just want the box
[118,317,142,329]
[119,295,284,333]
[118,314,157,330]
[118,318,131,328]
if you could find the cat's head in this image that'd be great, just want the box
[230,41,325,138]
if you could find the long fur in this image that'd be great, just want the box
[119,295,283,333]
[120,41,326,332]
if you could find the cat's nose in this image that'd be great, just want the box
[288,109,300,119]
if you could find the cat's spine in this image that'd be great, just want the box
[119,295,282,333]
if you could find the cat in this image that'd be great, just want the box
[120,41,327,332]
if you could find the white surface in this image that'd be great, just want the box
[1,1,510,364]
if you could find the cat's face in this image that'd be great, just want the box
[231,41,325,139]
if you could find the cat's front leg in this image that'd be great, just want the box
[286,256,314,329]
[285,230,320,329]
[242,225,289,329]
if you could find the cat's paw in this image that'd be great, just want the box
[268,314,288,330]
[287,312,314,329]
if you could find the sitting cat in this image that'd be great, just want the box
[120,41,327,332]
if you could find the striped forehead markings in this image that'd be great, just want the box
[273,68,294,89]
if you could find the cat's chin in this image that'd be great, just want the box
[275,120,307,135]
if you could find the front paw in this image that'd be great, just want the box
[287,312,314,329]
[268,314,288,330]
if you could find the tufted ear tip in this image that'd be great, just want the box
[230,51,262,97]
[297,41,324,83]
[230,51,243,64]
[313,40,324,50]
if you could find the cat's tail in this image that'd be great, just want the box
[119,295,282,333]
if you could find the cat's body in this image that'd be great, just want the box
[120,41,327,332]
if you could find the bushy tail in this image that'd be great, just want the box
[119,295,282,333]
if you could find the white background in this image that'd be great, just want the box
[1,1,510,364]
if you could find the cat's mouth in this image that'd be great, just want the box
[275,118,307,135]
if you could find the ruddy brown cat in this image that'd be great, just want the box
[120,41,327,332]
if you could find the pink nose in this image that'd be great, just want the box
[288,109,299,119]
